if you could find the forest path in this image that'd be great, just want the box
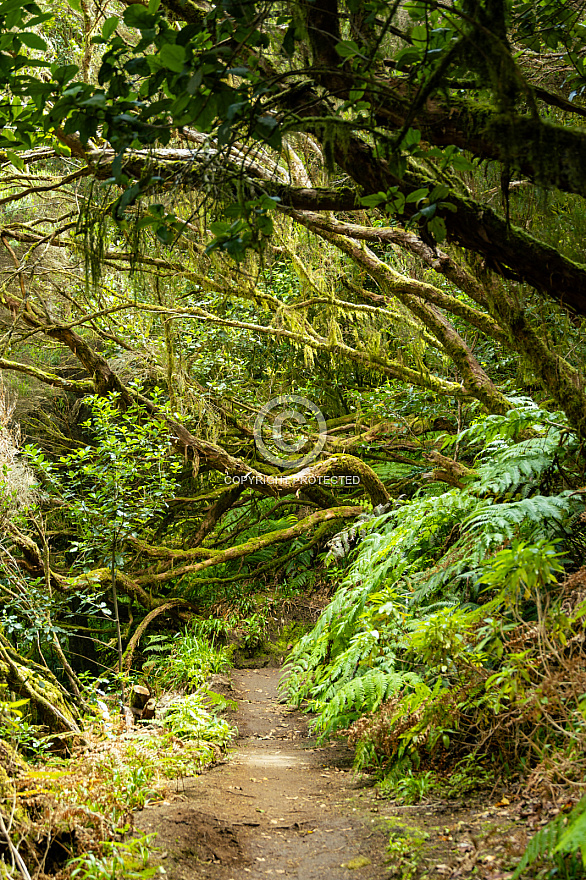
[136,668,390,879]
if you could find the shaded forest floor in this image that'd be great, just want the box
[133,669,539,880]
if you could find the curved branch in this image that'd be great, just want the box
[6,524,161,610]
[122,599,197,673]
[185,522,332,586]
[270,454,389,506]
[286,212,508,343]
[295,222,511,414]
[135,505,363,584]
[189,484,246,547]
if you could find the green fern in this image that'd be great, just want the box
[513,796,586,878]
[464,494,578,548]
[370,461,415,481]
[455,400,570,448]
[313,669,420,738]
[282,395,584,777]
[555,801,586,863]
[143,633,174,655]
[477,448,556,496]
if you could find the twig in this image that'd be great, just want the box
[0,811,31,880]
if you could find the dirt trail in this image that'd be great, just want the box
[136,668,390,879]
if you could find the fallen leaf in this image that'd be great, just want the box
[343,856,372,870]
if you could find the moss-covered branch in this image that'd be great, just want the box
[0,634,81,739]
[288,214,508,342]
[134,505,362,585]
[0,357,94,394]
[297,222,510,415]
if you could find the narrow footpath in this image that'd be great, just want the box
[136,668,390,879]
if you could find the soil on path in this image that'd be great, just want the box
[136,668,391,879]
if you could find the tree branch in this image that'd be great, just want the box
[135,505,363,584]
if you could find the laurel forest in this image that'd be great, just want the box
[1,0,586,875]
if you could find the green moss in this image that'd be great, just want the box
[272,621,311,656]
[230,619,312,668]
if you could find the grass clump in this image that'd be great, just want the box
[143,626,231,692]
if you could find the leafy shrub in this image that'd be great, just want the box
[163,692,235,745]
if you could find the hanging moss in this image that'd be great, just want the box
[76,179,110,290]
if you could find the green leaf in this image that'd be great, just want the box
[403,127,421,148]
[335,39,360,59]
[115,182,141,214]
[79,93,106,109]
[158,43,186,73]
[418,203,437,219]
[186,68,203,94]
[156,223,174,244]
[5,150,25,170]
[254,114,280,147]
[449,154,474,171]
[0,0,29,13]
[123,4,156,29]
[102,15,119,40]
[209,220,230,236]
[428,215,447,242]
[406,187,429,204]
[282,22,296,56]
[52,63,79,85]
[391,191,406,213]
[27,13,54,26]
[19,32,47,50]
[411,24,428,44]
[429,184,450,201]
[395,47,422,69]
[360,192,387,208]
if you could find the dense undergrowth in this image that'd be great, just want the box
[282,399,586,875]
[5,0,586,873]
[0,625,235,879]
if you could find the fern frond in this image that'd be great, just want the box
[512,814,566,878]
[555,797,586,862]
[313,669,420,738]
[464,494,578,549]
